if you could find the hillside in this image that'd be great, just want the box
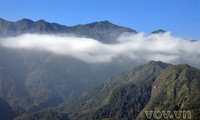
[0,18,199,120]
[137,64,200,120]
[0,19,138,117]
[16,61,200,120]
[0,97,16,120]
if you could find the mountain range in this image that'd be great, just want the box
[0,18,199,120]
[0,18,138,111]
[0,18,136,43]
[15,61,200,120]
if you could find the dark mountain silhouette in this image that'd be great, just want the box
[0,18,136,43]
[151,29,166,34]
[0,97,16,120]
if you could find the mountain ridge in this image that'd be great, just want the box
[15,61,200,120]
[0,18,199,120]
[0,18,136,43]
[151,29,166,34]
[0,44,137,116]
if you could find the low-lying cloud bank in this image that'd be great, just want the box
[1,33,200,65]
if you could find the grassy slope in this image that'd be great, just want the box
[137,65,200,120]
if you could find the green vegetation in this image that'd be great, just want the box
[0,18,137,119]
[0,18,199,120]
[137,64,200,120]
[16,61,200,120]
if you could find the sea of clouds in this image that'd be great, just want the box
[1,32,199,65]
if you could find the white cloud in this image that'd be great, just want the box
[1,33,200,65]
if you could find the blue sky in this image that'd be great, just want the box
[0,0,199,39]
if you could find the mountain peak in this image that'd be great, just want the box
[148,60,170,68]
[0,18,136,43]
[0,18,5,21]
[16,18,34,24]
[98,20,115,25]
[36,19,48,23]
[151,29,166,34]
[17,18,33,22]
[81,20,116,27]
[0,18,11,23]
[98,20,111,23]
[78,20,135,32]
[72,20,137,43]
